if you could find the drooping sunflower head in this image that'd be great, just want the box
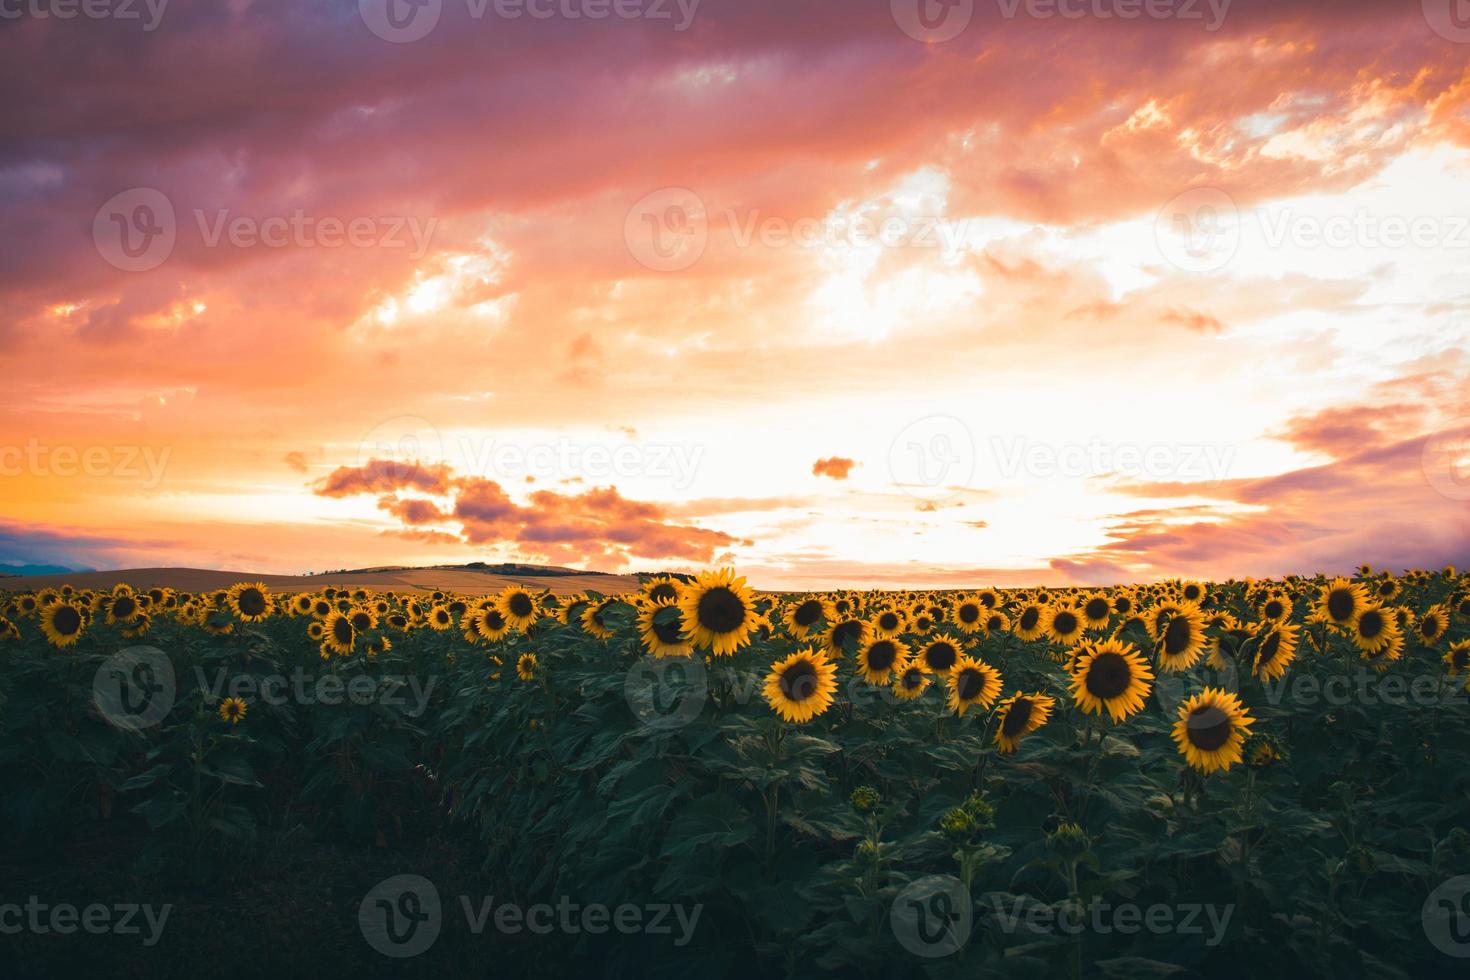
[1252,623,1298,682]
[1171,688,1254,775]
[1071,639,1154,723]
[946,656,1003,717]
[857,637,907,685]
[677,568,757,657]
[763,648,839,723]
[994,692,1056,754]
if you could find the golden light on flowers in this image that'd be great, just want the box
[1252,623,1298,682]
[641,576,682,604]
[1013,602,1046,641]
[1320,577,1368,626]
[892,661,931,700]
[946,656,1002,717]
[1071,639,1153,723]
[1171,688,1255,775]
[1445,640,1470,677]
[856,637,908,684]
[1350,606,1399,656]
[227,582,272,622]
[918,638,961,676]
[870,607,906,639]
[1080,593,1112,629]
[763,648,839,723]
[1042,604,1086,646]
[322,611,356,655]
[823,616,871,657]
[517,653,538,681]
[782,597,829,639]
[1155,604,1207,673]
[104,591,143,626]
[496,586,540,631]
[678,568,758,657]
[994,692,1056,754]
[1418,604,1449,645]
[638,600,693,658]
[477,607,513,642]
[953,597,985,634]
[580,599,618,639]
[40,602,85,648]
[1258,594,1292,623]
[218,697,248,725]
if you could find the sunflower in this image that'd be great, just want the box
[1071,639,1153,723]
[310,597,334,619]
[1112,593,1134,617]
[477,607,513,642]
[517,653,538,681]
[496,586,539,631]
[823,617,871,658]
[291,593,315,616]
[678,568,758,656]
[227,582,272,622]
[322,611,356,655]
[1042,604,1087,646]
[1418,604,1450,645]
[983,610,1010,636]
[347,606,378,634]
[1456,594,1470,621]
[1155,605,1207,672]
[1350,606,1399,656]
[40,602,86,648]
[364,634,392,657]
[994,692,1056,754]
[0,616,19,642]
[870,607,907,639]
[1251,623,1298,682]
[218,697,248,725]
[1319,577,1368,627]
[946,657,1003,717]
[953,596,985,634]
[1171,688,1254,774]
[856,637,908,685]
[1445,640,1470,677]
[1013,602,1047,642]
[918,638,962,676]
[1257,594,1292,623]
[892,661,931,700]
[104,591,143,626]
[580,598,621,640]
[638,600,693,658]
[642,575,683,604]
[1180,581,1206,604]
[763,648,839,723]
[1079,593,1112,630]
[782,597,830,639]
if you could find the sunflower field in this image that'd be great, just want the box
[2,568,1470,978]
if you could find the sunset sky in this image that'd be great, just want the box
[3,0,1470,588]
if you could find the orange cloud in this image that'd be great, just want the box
[812,457,856,480]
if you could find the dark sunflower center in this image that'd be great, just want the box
[878,612,900,631]
[1019,608,1040,631]
[1327,589,1355,621]
[509,593,534,617]
[958,604,980,624]
[1421,616,1441,638]
[1186,705,1232,751]
[1084,652,1131,700]
[237,589,267,616]
[1001,698,1034,737]
[986,615,1004,632]
[955,668,984,701]
[53,606,82,636]
[653,613,684,645]
[924,642,957,671]
[1453,649,1470,670]
[1052,611,1079,635]
[865,640,898,671]
[351,612,372,632]
[113,597,137,619]
[831,620,863,648]
[648,583,678,602]
[793,600,823,626]
[1257,631,1281,666]
[1264,600,1283,619]
[1084,599,1109,620]
[979,593,997,608]
[1163,616,1193,656]
[779,660,819,702]
[333,618,354,643]
[1115,598,1132,614]
[1185,586,1202,601]
[1358,610,1385,639]
[697,587,746,633]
